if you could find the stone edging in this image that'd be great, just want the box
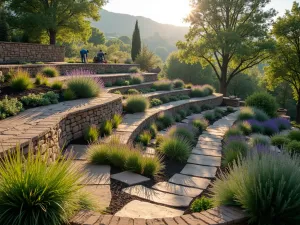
[116,94,224,144]
[143,89,191,101]
[0,93,122,158]
[106,82,155,94]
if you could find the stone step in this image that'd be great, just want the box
[169,173,210,189]
[111,171,150,185]
[123,185,193,207]
[188,154,221,167]
[196,143,222,151]
[152,182,203,198]
[64,144,88,160]
[180,164,217,178]
[83,185,111,211]
[192,148,222,157]
[115,200,184,219]
[197,141,221,147]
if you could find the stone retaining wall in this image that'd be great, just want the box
[223,97,241,107]
[0,63,139,76]
[146,89,191,101]
[0,94,122,160]
[107,82,155,94]
[0,42,65,63]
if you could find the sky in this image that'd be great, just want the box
[104,0,300,26]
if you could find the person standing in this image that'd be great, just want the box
[80,49,89,63]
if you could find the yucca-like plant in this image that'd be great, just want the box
[0,148,88,225]
[212,151,300,225]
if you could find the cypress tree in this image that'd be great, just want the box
[131,20,141,61]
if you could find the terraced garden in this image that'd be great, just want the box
[0,64,297,225]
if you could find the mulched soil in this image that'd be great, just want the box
[0,83,60,100]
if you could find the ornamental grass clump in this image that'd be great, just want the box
[190,105,201,113]
[224,127,243,140]
[192,118,209,133]
[202,84,215,95]
[112,114,122,129]
[253,108,270,122]
[150,98,163,107]
[66,76,103,99]
[152,80,173,91]
[286,141,300,155]
[247,119,264,133]
[125,95,149,113]
[249,134,271,147]
[246,92,278,117]
[51,81,63,90]
[157,112,174,129]
[149,123,158,138]
[0,148,89,225]
[222,139,249,167]
[158,137,192,162]
[238,107,255,121]
[10,70,34,91]
[127,89,140,95]
[35,73,49,86]
[41,66,59,77]
[87,138,163,177]
[212,151,300,225]
[130,74,144,84]
[101,120,113,136]
[237,121,252,135]
[138,130,152,146]
[84,125,99,143]
[167,124,197,145]
[173,79,185,89]
[203,112,215,122]
[190,86,206,97]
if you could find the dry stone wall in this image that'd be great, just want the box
[0,42,65,63]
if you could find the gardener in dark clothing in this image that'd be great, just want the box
[80,49,89,63]
[97,50,105,63]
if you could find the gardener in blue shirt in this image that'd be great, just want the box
[80,49,89,63]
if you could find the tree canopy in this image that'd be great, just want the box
[88,27,105,46]
[265,1,300,122]
[131,20,141,61]
[119,36,131,45]
[5,0,107,45]
[177,0,276,95]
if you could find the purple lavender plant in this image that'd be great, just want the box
[246,119,264,133]
[273,118,291,131]
[262,120,280,136]
[65,69,96,77]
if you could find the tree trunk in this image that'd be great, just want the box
[49,30,56,45]
[297,98,300,124]
[219,70,227,96]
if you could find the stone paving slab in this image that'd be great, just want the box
[192,148,222,157]
[152,182,203,198]
[169,174,210,189]
[115,200,184,219]
[65,145,88,160]
[111,171,150,185]
[73,161,110,185]
[123,185,193,207]
[188,154,221,167]
[180,164,217,178]
[196,143,222,151]
[197,141,221,147]
[83,185,111,211]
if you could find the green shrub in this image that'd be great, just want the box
[286,141,300,155]
[246,92,278,117]
[249,134,271,147]
[20,91,59,108]
[288,130,300,141]
[271,135,289,147]
[178,95,190,100]
[174,114,182,122]
[191,86,206,97]
[138,131,152,146]
[169,96,179,101]
[10,70,34,91]
[157,113,174,128]
[0,147,87,225]
[112,114,122,129]
[185,83,193,89]
[130,74,144,84]
[222,140,249,167]
[177,110,186,118]
[124,80,130,86]
[224,127,243,140]
[202,84,215,95]
[160,96,170,103]
[0,97,23,119]
[125,95,149,113]
[67,77,102,98]
[214,108,224,115]
[150,98,163,107]
[253,108,270,122]
[227,106,235,113]
[202,104,213,110]
[190,105,201,113]
[190,197,214,213]
[114,79,127,86]
[101,120,113,136]
[114,90,121,95]
[51,81,63,90]
[192,119,209,133]
[214,111,223,120]
[149,123,158,138]
[167,125,196,145]
[129,66,141,73]
[173,79,185,89]
[105,82,113,87]
[41,67,59,77]
[158,137,192,162]
[63,89,77,101]
[84,125,99,143]
[251,122,265,134]
[156,121,165,131]
[127,89,140,95]
[186,109,192,116]
[212,151,300,225]
[237,121,252,135]
[152,80,173,91]
[87,138,163,177]
[4,69,14,82]
[35,73,49,86]
[204,112,215,122]
[238,107,255,121]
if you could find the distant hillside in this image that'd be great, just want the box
[92,10,189,40]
